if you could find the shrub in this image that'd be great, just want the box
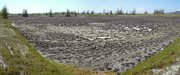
[1,6,8,19]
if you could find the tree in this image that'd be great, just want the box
[91,11,94,15]
[45,13,48,16]
[22,9,28,17]
[110,10,113,15]
[74,11,77,16]
[132,9,136,15]
[154,9,164,14]
[86,11,90,15]
[81,11,86,15]
[116,8,124,15]
[125,11,128,15]
[66,9,70,17]
[144,10,148,14]
[103,9,106,15]
[49,9,53,17]
[1,6,8,19]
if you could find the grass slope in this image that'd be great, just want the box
[122,37,180,75]
[0,17,108,75]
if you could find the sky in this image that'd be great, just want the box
[0,0,180,13]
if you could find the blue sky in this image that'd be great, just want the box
[0,0,180,13]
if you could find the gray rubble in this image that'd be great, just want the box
[9,16,180,73]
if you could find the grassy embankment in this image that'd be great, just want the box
[122,37,180,75]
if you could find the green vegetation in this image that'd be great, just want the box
[49,9,53,17]
[154,9,164,14]
[1,6,8,19]
[144,11,148,15]
[0,17,104,75]
[122,37,180,75]
[132,9,136,15]
[22,9,28,17]
[66,9,71,17]
[116,9,124,15]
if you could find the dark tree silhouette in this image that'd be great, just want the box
[144,10,148,14]
[22,9,28,17]
[125,11,128,15]
[110,10,113,15]
[1,6,8,19]
[154,9,164,14]
[66,9,70,17]
[116,8,124,15]
[132,9,136,15]
[49,9,53,17]
[91,11,94,15]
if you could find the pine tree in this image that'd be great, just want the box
[154,9,164,14]
[132,9,136,15]
[144,10,148,14]
[81,11,86,15]
[116,8,123,15]
[1,6,8,19]
[87,11,90,15]
[22,9,28,17]
[49,9,53,17]
[103,9,106,15]
[66,9,70,17]
[110,10,113,15]
[91,11,94,15]
[74,11,77,16]
[125,11,128,15]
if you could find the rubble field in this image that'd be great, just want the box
[9,16,180,73]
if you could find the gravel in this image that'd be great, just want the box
[9,16,180,73]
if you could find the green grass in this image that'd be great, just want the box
[122,37,180,75]
[0,17,102,75]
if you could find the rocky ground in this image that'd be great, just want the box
[9,16,180,73]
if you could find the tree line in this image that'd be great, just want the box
[1,6,166,19]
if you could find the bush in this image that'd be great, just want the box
[1,6,8,19]
[22,9,28,17]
